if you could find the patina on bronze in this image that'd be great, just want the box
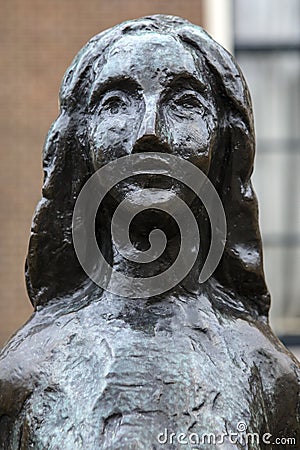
[0,15,299,449]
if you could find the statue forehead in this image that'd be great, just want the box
[98,33,200,82]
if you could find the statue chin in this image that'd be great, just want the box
[111,188,183,241]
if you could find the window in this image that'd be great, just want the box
[234,0,300,339]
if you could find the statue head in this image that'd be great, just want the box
[26,15,270,317]
[88,32,217,174]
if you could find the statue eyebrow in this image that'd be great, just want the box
[165,73,207,94]
[89,76,141,107]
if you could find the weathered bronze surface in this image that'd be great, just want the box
[0,15,299,449]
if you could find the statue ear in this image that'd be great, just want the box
[25,112,91,307]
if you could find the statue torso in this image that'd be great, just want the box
[0,292,299,449]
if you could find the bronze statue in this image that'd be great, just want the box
[0,15,299,449]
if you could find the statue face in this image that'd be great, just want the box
[87,33,218,205]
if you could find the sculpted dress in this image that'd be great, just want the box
[0,288,299,449]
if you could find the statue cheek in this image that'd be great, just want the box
[164,115,214,155]
[88,116,137,164]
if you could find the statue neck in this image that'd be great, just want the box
[96,206,206,297]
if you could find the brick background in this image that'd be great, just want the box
[0,0,205,346]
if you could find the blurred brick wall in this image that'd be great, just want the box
[0,0,204,346]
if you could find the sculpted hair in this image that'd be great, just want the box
[25,15,270,316]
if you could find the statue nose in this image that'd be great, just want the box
[136,100,158,141]
[133,98,170,153]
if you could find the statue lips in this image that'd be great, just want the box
[110,152,201,206]
[132,154,171,174]
[129,154,173,190]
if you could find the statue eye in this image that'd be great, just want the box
[174,93,202,109]
[102,95,127,114]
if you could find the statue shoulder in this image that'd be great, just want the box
[0,305,112,416]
